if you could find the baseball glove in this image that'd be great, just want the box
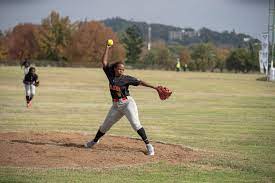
[34,81,39,87]
[156,86,172,100]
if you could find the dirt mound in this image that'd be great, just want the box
[0,132,199,168]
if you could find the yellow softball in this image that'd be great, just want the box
[107,39,114,46]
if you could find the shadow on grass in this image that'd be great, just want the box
[256,76,268,81]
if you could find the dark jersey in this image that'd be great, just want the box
[23,73,38,84]
[103,64,141,99]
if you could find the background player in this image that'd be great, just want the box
[21,57,31,75]
[23,67,39,108]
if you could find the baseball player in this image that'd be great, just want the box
[20,58,31,75]
[84,42,159,155]
[23,67,39,108]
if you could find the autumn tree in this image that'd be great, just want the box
[179,47,191,65]
[66,21,125,66]
[153,41,171,67]
[5,23,40,60]
[215,48,230,72]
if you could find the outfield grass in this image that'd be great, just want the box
[0,66,274,182]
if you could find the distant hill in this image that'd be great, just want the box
[102,17,259,48]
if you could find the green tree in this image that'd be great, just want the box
[191,43,216,71]
[121,25,143,64]
[0,32,8,61]
[151,41,173,69]
[37,11,75,61]
[141,41,174,70]
[143,51,156,66]
[247,42,260,72]
[226,48,250,72]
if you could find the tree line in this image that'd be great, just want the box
[120,24,261,72]
[0,11,261,73]
[0,11,125,67]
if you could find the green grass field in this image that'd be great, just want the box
[0,66,274,182]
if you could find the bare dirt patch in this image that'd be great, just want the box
[0,132,199,168]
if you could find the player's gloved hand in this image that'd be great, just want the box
[34,81,39,87]
[156,86,172,100]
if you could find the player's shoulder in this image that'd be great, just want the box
[123,75,133,78]
[125,74,138,78]
[124,75,140,82]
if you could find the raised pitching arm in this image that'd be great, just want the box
[101,45,111,68]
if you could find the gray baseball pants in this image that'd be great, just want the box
[99,96,143,133]
[24,84,36,97]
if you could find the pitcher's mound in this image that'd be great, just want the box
[0,132,199,168]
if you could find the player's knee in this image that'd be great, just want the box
[135,126,143,132]
[132,122,142,131]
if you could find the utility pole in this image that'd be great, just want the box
[148,24,151,51]
[267,0,275,80]
[268,0,275,76]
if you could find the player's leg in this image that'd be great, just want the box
[24,84,31,107]
[85,104,124,148]
[123,97,154,155]
[27,85,35,107]
[100,104,124,134]
[30,84,36,101]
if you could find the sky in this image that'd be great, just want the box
[0,0,269,39]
